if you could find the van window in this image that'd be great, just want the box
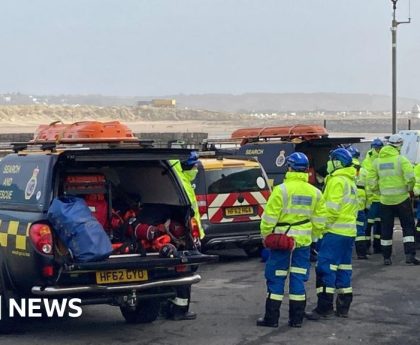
[205,167,267,194]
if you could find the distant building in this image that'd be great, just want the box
[137,100,152,106]
[152,99,176,108]
[411,104,420,119]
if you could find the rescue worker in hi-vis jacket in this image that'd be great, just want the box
[306,148,358,320]
[347,147,369,259]
[367,134,420,266]
[257,152,326,328]
[363,138,384,253]
[166,152,204,320]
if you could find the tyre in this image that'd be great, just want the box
[244,245,263,258]
[120,299,160,324]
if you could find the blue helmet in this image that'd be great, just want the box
[181,151,199,170]
[371,138,384,149]
[346,145,360,159]
[329,148,353,168]
[286,152,309,172]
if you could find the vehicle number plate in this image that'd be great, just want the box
[96,269,148,284]
[225,206,253,216]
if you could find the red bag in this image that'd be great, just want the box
[264,234,295,251]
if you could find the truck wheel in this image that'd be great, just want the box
[120,299,160,324]
[244,245,263,258]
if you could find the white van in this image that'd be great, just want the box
[399,130,420,164]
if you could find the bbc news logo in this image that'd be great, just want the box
[0,296,82,319]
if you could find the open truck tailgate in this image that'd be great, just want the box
[65,252,218,271]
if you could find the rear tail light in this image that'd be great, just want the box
[29,223,53,255]
[175,264,188,272]
[196,195,208,216]
[189,217,200,239]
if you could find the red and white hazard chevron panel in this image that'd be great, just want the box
[202,190,270,224]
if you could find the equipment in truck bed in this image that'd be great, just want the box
[63,174,110,228]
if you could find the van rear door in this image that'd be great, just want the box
[199,159,270,224]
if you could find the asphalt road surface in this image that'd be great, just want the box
[1,230,419,345]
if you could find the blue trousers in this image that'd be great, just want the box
[316,233,354,295]
[265,246,310,302]
[356,210,367,241]
[366,202,381,250]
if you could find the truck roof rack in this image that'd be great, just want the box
[10,139,155,153]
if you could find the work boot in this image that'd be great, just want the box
[355,241,367,259]
[405,254,420,265]
[384,258,392,266]
[170,311,197,321]
[335,293,353,318]
[304,308,333,321]
[167,302,197,321]
[305,291,334,321]
[364,239,372,254]
[288,300,306,328]
[256,298,281,328]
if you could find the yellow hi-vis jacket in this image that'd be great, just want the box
[362,149,381,205]
[260,171,327,248]
[323,166,358,237]
[354,158,367,211]
[414,164,420,196]
[367,146,414,206]
[170,160,205,239]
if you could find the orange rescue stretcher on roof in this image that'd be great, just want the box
[231,124,329,144]
[32,120,139,143]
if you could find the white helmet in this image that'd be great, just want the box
[388,134,403,147]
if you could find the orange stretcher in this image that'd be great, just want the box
[231,124,329,141]
[32,121,138,143]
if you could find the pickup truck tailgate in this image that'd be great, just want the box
[66,252,217,271]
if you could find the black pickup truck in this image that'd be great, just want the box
[0,142,216,332]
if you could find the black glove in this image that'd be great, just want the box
[159,243,178,258]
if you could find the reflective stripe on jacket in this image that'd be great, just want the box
[323,166,358,237]
[367,146,414,206]
[170,160,205,239]
[260,171,327,248]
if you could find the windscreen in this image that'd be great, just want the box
[205,167,268,194]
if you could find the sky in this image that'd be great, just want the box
[0,0,419,99]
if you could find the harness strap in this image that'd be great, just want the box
[275,219,311,234]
